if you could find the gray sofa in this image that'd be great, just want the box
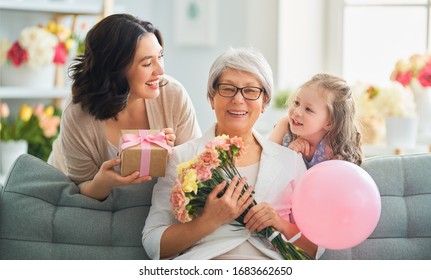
[0,153,430,260]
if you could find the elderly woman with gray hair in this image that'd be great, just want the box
[142,47,319,259]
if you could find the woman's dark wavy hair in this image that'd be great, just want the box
[69,13,164,120]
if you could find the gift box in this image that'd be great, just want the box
[119,129,172,177]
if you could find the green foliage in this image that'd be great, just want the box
[274,90,291,109]
[71,33,85,55]
[1,103,61,162]
[27,106,62,162]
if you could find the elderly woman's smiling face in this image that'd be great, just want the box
[210,68,267,136]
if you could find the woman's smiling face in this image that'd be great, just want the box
[210,68,266,136]
[126,33,165,101]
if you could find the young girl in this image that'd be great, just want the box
[269,73,363,168]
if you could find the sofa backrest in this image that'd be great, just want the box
[321,153,431,259]
[2,153,431,260]
[0,154,154,259]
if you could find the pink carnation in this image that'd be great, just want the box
[206,138,230,151]
[199,148,220,167]
[228,136,246,156]
[170,179,191,223]
[195,162,212,181]
[176,208,192,223]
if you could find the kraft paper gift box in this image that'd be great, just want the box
[119,129,172,177]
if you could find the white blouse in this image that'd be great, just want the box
[213,162,272,260]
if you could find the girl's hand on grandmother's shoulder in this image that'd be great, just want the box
[288,138,310,156]
[162,128,176,147]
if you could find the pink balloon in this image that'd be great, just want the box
[292,160,381,250]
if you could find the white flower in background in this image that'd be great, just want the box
[374,83,416,118]
[18,26,57,68]
[353,82,417,145]
[2,21,83,68]
[353,82,380,120]
[0,38,12,65]
[353,82,416,119]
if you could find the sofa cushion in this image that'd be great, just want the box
[321,153,431,259]
[0,154,155,259]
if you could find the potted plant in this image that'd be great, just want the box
[354,82,417,148]
[0,20,79,87]
[255,89,291,135]
[0,102,61,173]
[390,53,431,137]
[273,89,291,110]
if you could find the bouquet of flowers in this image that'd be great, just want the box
[390,53,431,88]
[170,135,312,260]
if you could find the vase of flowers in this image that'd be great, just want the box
[0,102,61,173]
[353,82,418,148]
[0,20,78,88]
[390,53,431,139]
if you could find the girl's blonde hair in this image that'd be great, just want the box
[287,73,363,165]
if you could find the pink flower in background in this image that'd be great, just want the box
[393,71,412,87]
[39,115,60,138]
[33,103,45,118]
[53,43,68,64]
[391,53,431,88]
[0,103,10,118]
[1,21,80,68]
[1,102,61,162]
[7,41,28,67]
[417,62,431,87]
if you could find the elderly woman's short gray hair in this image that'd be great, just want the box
[207,47,273,107]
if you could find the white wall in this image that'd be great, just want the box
[1,0,328,133]
[277,0,326,91]
[118,0,279,132]
[117,0,327,132]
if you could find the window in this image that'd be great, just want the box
[338,0,430,85]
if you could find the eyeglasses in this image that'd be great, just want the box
[216,83,264,100]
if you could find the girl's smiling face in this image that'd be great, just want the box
[288,84,332,145]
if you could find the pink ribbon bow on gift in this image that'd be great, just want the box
[120,130,173,176]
